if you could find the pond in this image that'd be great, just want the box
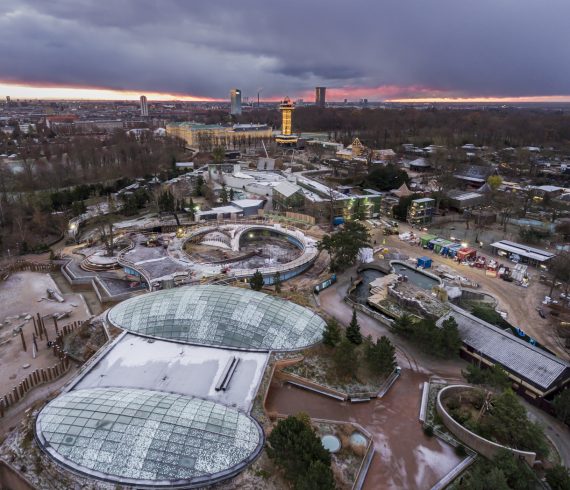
[353,268,386,304]
[350,432,368,447]
[391,262,439,290]
[321,434,342,453]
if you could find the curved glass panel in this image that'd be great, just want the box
[36,388,263,487]
[107,285,325,351]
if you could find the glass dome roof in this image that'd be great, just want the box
[107,285,325,351]
[35,388,263,488]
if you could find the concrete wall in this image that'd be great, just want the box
[436,385,536,466]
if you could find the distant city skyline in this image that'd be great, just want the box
[1,1,570,103]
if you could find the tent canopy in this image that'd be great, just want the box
[420,234,437,246]
[458,247,477,260]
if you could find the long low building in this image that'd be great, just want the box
[490,240,555,267]
[166,122,273,149]
[438,305,570,402]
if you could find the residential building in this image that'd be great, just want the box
[407,197,435,225]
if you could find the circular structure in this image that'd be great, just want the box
[35,388,263,488]
[321,435,341,453]
[350,432,367,447]
[436,385,537,466]
[107,285,326,351]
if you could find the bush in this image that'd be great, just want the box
[545,465,570,490]
[423,425,434,437]
[334,339,358,379]
[553,388,570,425]
[393,315,461,359]
[249,270,264,291]
[322,318,341,347]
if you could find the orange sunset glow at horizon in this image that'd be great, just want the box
[1,81,570,104]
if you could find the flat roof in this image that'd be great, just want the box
[231,199,264,209]
[450,192,483,201]
[107,285,326,351]
[35,388,263,488]
[196,205,243,216]
[490,240,555,262]
[73,334,269,411]
[274,181,302,198]
[439,306,569,391]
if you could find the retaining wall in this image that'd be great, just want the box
[436,385,536,466]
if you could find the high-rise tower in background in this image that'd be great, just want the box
[140,95,148,117]
[315,87,326,108]
[275,97,298,145]
[230,88,242,115]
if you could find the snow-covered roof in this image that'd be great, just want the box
[74,333,268,411]
[197,205,243,216]
[410,157,430,167]
[439,306,569,391]
[274,180,302,198]
[231,199,264,209]
[490,240,555,262]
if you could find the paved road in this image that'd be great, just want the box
[317,268,465,379]
[319,263,570,467]
[524,400,570,467]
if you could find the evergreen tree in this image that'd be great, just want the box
[322,318,341,347]
[366,336,397,376]
[546,465,570,490]
[229,187,235,201]
[220,185,229,204]
[318,221,370,271]
[267,415,333,490]
[440,316,462,358]
[393,313,415,338]
[334,338,358,378]
[296,460,336,490]
[346,309,363,345]
[553,388,570,425]
[249,270,264,291]
[273,271,282,293]
[195,175,205,197]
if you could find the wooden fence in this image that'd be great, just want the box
[0,260,59,281]
[0,319,87,418]
[0,357,71,417]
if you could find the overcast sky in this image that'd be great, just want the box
[1,0,569,100]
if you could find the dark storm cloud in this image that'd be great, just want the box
[1,0,569,99]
